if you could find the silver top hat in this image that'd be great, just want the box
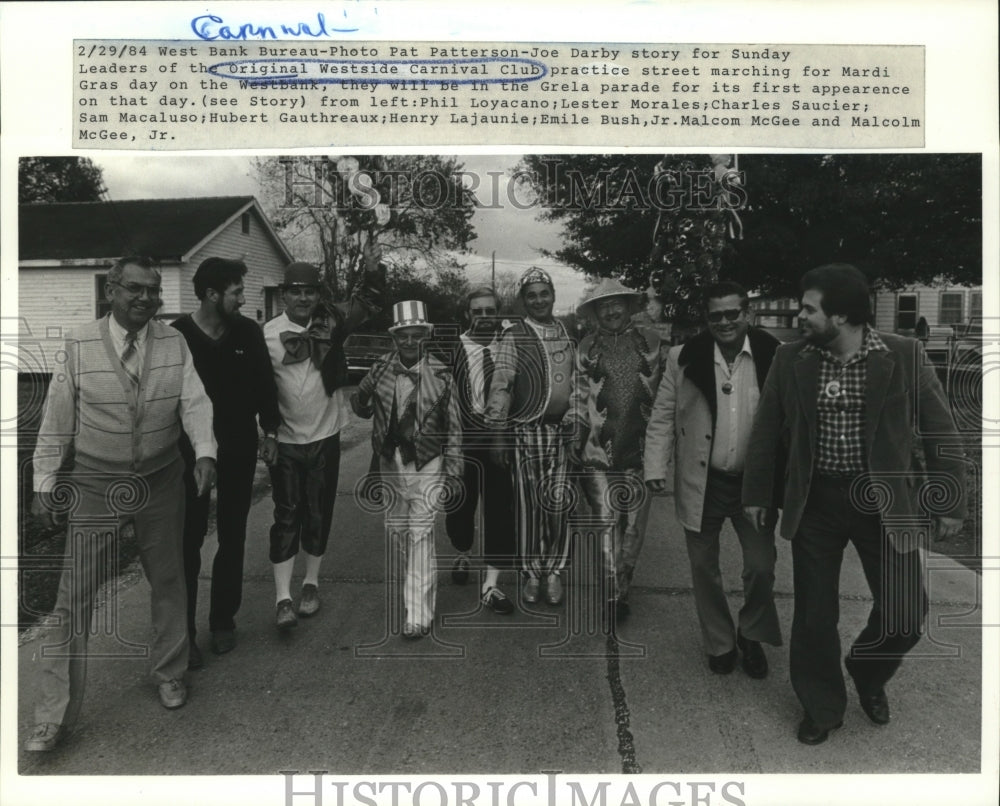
[389,299,433,332]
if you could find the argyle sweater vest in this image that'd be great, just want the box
[72,318,185,476]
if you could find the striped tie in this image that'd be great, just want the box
[121,331,140,391]
[482,346,494,399]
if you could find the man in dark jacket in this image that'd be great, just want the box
[173,257,280,665]
[743,264,966,745]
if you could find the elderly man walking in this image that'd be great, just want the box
[262,252,383,630]
[486,267,576,606]
[565,278,667,618]
[645,281,783,678]
[26,255,216,752]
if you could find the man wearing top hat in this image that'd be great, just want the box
[644,280,783,679]
[485,267,576,606]
[350,300,464,638]
[263,248,384,630]
[565,278,667,619]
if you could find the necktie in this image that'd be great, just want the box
[121,331,140,391]
[482,346,494,399]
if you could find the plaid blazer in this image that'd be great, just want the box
[351,352,463,477]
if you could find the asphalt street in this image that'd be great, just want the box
[15,407,985,783]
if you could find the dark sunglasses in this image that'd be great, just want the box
[706,308,745,323]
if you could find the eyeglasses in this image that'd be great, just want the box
[706,308,745,323]
[111,281,161,298]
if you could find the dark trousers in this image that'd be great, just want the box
[445,446,516,568]
[683,470,781,655]
[791,476,927,728]
[182,444,257,637]
[268,434,341,564]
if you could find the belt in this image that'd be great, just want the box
[708,467,743,479]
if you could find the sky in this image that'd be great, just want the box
[97,154,589,312]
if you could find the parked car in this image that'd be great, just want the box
[919,318,983,395]
[752,308,801,343]
[343,332,394,380]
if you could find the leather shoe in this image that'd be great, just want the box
[24,722,65,752]
[857,689,891,725]
[482,586,515,614]
[297,584,320,617]
[845,655,891,724]
[545,573,564,605]
[522,577,541,604]
[797,715,842,745]
[158,679,187,710]
[451,554,471,585]
[736,630,768,679]
[276,598,298,630]
[210,629,236,655]
[707,647,738,674]
[188,640,204,670]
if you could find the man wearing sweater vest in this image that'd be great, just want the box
[26,256,217,753]
[172,257,281,667]
[263,252,384,630]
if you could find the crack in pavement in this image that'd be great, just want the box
[605,633,641,774]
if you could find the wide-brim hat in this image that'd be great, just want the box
[576,277,643,314]
[389,300,433,332]
[281,261,322,288]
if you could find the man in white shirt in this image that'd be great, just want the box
[645,281,782,679]
[26,255,217,752]
[262,256,383,630]
[439,287,516,614]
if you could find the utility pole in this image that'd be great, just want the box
[491,250,496,291]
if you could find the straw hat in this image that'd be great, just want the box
[576,277,643,314]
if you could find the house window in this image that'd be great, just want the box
[241,212,250,234]
[939,292,963,325]
[264,287,282,320]
[970,290,982,321]
[896,293,917,331]
[95,273,112,319]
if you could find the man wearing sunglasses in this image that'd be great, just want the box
[645,280,783,680]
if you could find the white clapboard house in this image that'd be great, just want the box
[752,281,983,337]
[16,196,293,375]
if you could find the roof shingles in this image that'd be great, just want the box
[19,196,257,261]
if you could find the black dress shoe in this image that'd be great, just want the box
[845,654,891,724]
[707,647,738,674]
[857,689,891,725]
[211,629,236,655]
[797,716,843,745]
[736,630,768,679]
